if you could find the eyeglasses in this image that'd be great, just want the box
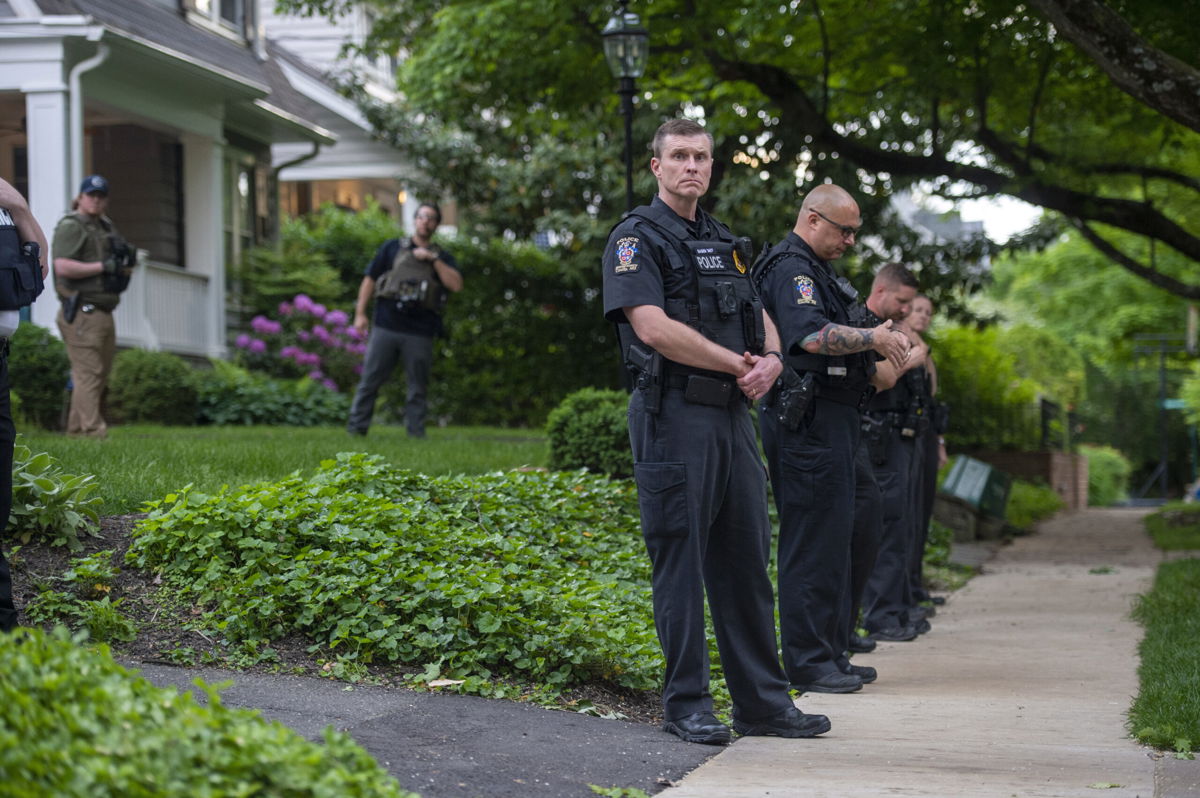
[812,209,860,240]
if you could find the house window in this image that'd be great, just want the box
[188,0,244,36]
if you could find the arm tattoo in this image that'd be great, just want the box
[802,323,872,355]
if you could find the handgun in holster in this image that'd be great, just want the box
[61,293,81,325]
[862,413,889,465]
[768,366,814,432]
[625,342,663,415]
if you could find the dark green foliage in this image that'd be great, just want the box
[107,349,198,426]
[194,360,350,426]
[1144,504,1200,550]
[1004,479,1066,531]
[1130,559,1200,754]
[9,438,102,549]
[421,237,621,428]
[230,241,345,321]
[127,454,659,696]
[546,388,632,478]
[0,627,417,796]
[281,198,400,290]
[1081,444,1133,506]
[8,322,69,430]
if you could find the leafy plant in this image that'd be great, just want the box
[281,198,399,290]
[107,348,199,425]
[194,359,350,426]
[230,238,345,321]
[1004,479,1066,532]
[9,437,102,550]
[126,453,660,699]
[61,549,120,600]
[8,322,69,430]
[546,388,632,477]
[0,627,417,796]
[1081,444,1133,507]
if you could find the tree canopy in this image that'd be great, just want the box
[283,0,1199,301]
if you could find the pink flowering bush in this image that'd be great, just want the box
[232,294,365,392]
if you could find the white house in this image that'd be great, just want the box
[0,0,335,357]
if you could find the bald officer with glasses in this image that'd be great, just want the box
[754,184,912,695]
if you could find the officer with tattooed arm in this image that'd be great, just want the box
[755,184,912,695]
[603,119,830,745]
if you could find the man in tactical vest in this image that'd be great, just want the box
[346,203,462,438]
[602,118,830,745]
[754,185,914,694]
[0,177,49,631]
[53,175,137,439]
[861,263,933,643]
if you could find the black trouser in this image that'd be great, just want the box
[628,388,792,723]
[862,422,917,632]
[0,344,17,632]
[762,397,859,685]
[838,440,882,663]
[909,424,940,603]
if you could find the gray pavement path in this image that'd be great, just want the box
[667,507,1197,798]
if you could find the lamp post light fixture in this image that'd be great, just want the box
[602,0,649,212]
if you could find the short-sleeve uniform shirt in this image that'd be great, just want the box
[758,233,843,357]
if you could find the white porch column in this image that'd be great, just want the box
[181,132,226,358]
[23,85,69,331]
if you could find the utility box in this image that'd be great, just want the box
[941,455,1012,520]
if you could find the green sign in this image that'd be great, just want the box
[941,456,1012,519]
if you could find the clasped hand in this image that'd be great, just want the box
[736,351,782,400]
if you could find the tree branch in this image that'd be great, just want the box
[1027,0,1200,133]
[1071,220,1200,300]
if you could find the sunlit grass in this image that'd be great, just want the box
[19,424,549,515]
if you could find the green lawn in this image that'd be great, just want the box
[1129,557,1200,755]
[1144,503,1200,550]
[19,425,549,516]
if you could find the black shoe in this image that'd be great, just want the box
[662,711,732,745]
[848,633,876,653]
[913,618,932,635]
[909,604,935,620]
[842,663,877,684]
[931,595,947,606]
[868,624,919,642]
[733,705,831,738]
[792,671,863,694]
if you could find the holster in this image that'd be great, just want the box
[768,367,814,432]
[61,293,80,325]
[863,413,889,466]
[625,342,663,415]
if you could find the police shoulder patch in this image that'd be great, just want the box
[614,237,640,274]
[793,275,817,305]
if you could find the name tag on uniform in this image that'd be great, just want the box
[827,366,847,376]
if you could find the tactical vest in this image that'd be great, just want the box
[375,240,447,312]
[0,208,44,311]
[752,240,872,388]
[53,212,122,311]
[618,202,764,372]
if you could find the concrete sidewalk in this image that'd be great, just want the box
[669,507,1198,798]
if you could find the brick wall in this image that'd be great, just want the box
[967,450,1089,510]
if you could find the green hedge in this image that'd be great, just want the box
[194,359,349,426]
[1004,479,1066,531]
[107,349,198,426]
[9,323,69,430]
[1081,444,1132,507]
[0,627,416,797]
[546,388,631,477]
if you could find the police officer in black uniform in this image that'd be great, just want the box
[602,119,830,745]
[860,264,929,641]
[755,184,912,693]
[0,177,49,632]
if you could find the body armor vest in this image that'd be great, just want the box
[54,212,123,310]
[752,241,872,387]
[618,202,765,373]
[375,241,447,312]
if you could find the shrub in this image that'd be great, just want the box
[1082,444,1133,506]
[281,198,399,290]
[0,627,416,796]
[546,388,632,477]
[1005,478,1066,531]
[194,359,350,426]
[9,437,102,550]
[127,454,659,697]
[8,322,69,430]
[107,349,198,425]
[230,240,346,321]
[232,294,365,393]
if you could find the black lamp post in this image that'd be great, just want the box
[602,0,649,212]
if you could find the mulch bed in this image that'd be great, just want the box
[7,515,663,726]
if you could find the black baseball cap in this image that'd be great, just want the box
[79,175,109,195]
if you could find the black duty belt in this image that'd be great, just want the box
[664,370,746,408]
[814,382,874,410]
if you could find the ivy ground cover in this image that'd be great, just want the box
[126,454,662,698]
